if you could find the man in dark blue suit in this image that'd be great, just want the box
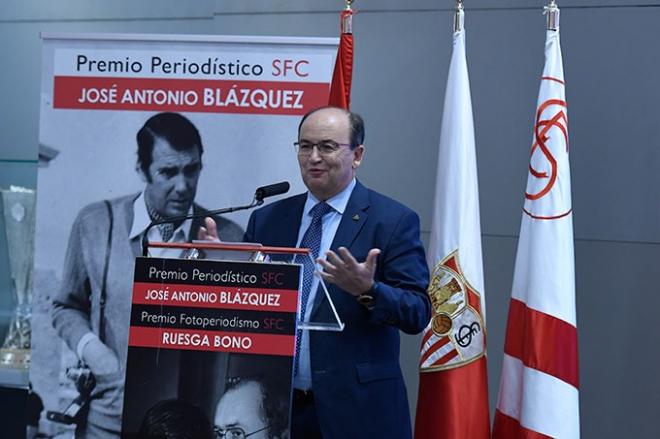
[201,106,431,438]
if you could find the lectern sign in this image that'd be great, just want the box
[120,257,300,437]
[129,257,299,355]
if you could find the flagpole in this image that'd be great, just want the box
[454,0,464,32]
[544,0,560,30]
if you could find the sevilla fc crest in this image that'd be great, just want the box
[420,250,486,372]
[524,77,572,220]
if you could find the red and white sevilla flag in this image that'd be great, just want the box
[328,9,354,109]
[415,12,490,439]
[493,16,580,439]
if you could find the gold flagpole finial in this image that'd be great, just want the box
[454,0,464,32]
[544,0,560,31]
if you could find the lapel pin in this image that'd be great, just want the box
[352,214,360,221]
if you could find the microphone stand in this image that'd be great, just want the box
[141,195,263,257]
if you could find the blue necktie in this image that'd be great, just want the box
[294,201,333,376]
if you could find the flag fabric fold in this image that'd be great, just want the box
[493,22,580,439]
[328,9,354,109]
[414,22,490,439]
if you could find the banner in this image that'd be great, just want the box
[493,18,580,439]
[414,15,490,439]
[121,257,299,438]
[31,33,338,438]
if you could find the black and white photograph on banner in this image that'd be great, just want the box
[30,33,337,438]
[120,351,292,439]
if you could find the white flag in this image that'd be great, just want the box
[415,14,490,438]
[493,15,580,439]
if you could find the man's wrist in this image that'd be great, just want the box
[357,282,378,308]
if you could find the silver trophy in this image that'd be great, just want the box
[1,186,36,367]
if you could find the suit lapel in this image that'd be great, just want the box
[256,194,305,264]
[277,194,306,248]
[329,181,370,253]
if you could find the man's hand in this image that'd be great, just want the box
[316,247,380,296]
[82,338,119,376]
[197,217,220,241]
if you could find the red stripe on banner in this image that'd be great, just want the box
[415,357,490,439]
[421,328,433,346]
[492,410,553,439]
[128,326,295,356]
[504,298,579,388]
[132,282,298,312]
[419,335,451,366]
[53,76,329,114]
[430,348,459,367]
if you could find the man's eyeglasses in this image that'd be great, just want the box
[214,425,268,439]
[294,140,351,156]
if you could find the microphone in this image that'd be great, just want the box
[255,181,290,202]
[141,182,290,256]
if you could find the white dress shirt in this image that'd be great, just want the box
[129,191,193,258]
[293,178,356,390]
